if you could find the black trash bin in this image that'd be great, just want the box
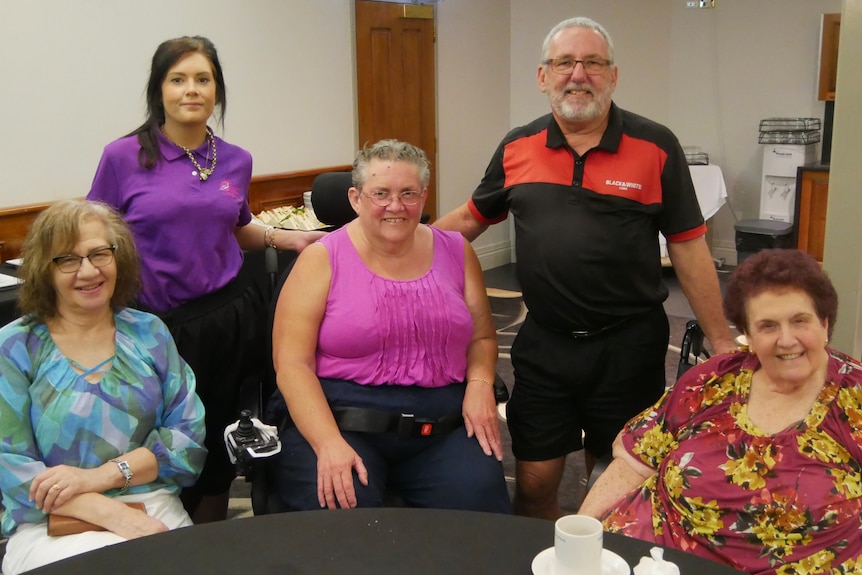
[734,219,794,264]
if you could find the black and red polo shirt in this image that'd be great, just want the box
[469,102,705,332]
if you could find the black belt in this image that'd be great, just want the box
[566,316,634,339]
[534,308,657,340]
[277,405,464,439]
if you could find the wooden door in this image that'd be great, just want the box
[355,0,438,220]
[818,13,840,101]
[796,169,830,262]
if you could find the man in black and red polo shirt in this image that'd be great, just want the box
[435,16,736,520]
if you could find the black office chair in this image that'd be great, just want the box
[235,171,509,514]
[312,171,433,225]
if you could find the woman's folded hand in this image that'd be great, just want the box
[30,464,114,513]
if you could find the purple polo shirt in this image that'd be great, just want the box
[87,131,253,312]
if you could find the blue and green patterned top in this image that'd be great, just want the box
[0,308,206,536]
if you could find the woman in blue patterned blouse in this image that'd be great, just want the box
[0,200,207,575]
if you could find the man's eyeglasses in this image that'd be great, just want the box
[52,246,116,273]
[543,57,613,76]
[360,189,425,207]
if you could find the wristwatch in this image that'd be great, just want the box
[110,458,133,493]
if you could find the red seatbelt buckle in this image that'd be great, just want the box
[420,423,433,436]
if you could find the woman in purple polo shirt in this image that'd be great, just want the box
[87,36,323,523]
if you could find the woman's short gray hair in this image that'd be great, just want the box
[541,17,615,63]
[352,139,431,190]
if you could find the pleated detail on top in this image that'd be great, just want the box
[315,226,473,388]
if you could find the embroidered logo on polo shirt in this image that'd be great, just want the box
[605,179,643,191]
[219,180,242,200]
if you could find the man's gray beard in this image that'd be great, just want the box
[556,99,602,121]
[551,87,612,122]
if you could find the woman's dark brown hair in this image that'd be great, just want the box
[723,249,837,337]
[127,36,227,169]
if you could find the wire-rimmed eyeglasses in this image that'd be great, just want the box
[52,246,116,273]
[360,189,425,207]
[543,57,613,76]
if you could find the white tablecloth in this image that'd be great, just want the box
[660,164,728,258]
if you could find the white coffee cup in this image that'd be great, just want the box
[554,514,603,575]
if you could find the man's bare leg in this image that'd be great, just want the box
[514,457,566,520]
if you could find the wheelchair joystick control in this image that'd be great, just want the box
[225,410,281,478]
[235,410,257,444]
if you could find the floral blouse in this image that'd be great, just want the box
[0,308,207,536]
[603,349,862,575]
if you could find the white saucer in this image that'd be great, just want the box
[531,547,630,575]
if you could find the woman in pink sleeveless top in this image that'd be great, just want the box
[268,140,511,513]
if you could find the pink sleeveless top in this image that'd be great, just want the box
[315,226,473,388]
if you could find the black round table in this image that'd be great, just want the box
[28,508,746,575]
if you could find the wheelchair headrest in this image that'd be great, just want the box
[311,172,356,228]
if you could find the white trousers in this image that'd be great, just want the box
[2,489,192,575]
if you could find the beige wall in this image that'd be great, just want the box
[0,0,848,275]
[0,0,357,204]
[823,0,862,356]
[436,0,512,268]
[503,0,841,266]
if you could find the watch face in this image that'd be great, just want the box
[112,459,132,480]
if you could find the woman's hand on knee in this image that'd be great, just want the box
[315,438,369,509]
[463,382,504,461]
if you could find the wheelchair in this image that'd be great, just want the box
[227,171,510,515]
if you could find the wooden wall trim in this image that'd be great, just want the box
[0,201,57,263]
[0,164,351,262]
[247,165,352,214]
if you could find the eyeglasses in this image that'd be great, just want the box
[543,57,613,76]
[360,189,425,207]
[52,246,116,273]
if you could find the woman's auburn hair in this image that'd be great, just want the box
[723,248,837,337]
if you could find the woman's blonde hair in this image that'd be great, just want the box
[18,200,141,321]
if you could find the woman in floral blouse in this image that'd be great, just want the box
[580,249,861,575]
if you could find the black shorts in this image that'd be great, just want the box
[506,307,668,461]
[154,268,267,500]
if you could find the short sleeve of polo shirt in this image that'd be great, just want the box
[469,138,512,225]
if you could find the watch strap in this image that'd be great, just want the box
[110,458,133,493]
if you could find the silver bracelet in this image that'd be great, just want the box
[264,226,278,249]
